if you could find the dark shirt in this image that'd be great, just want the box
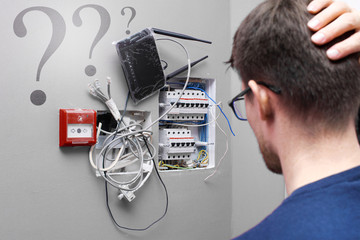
[234,166,360,240]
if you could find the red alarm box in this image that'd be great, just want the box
[59,109,97,147]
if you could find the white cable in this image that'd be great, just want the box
[89,123,132,172]
[107,137,155,192]
[204,109,229,182]
[89,126,144,188]
[126,137,157,161]
[87,37,192,198]
[104,142,153,163]
[107,149,154,191]
[145,38,191,130]
[87,94,151,194]
[92,50,189,185]
[109,159,154,193]
[89,122,103,170]
[107,156,139,171]
[91,145,126,172]
[100,136,144,190]
[88,78,122,121]
[97,129,154,190]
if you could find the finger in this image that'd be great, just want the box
[326,31,360,60]
[311,12,360,45]
[308,1,351,31]
[307,0,334,14]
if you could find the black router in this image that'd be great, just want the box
[115,28,211,104]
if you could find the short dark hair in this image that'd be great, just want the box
[229,0,360,130]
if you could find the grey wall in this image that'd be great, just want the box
[1,1,232,239]
[229,0,285,238]
[3,0,332,239]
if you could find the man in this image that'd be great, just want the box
[229,0,360,239]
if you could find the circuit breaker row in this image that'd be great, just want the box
[158,86,212,170]
[159,89,209,120]
[159,128,196,161]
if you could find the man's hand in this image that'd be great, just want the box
[307,0,360,60]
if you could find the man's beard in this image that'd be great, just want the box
[259,137,283,174]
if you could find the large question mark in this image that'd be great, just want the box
[73,4,111,77]
[121,7,136,35]
[13,7,66,106]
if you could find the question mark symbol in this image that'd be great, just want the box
[13,7,66,106]
[121,7,136,35]
[73,5,111,77]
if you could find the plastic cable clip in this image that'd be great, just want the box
[118,188,136,202]
[105,98,121,121]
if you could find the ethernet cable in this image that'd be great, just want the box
[88,37,191,191]
[145,37,191,130]
[95,128,150,191]
[88,77,121,121]
[88,77,153,192]
[87,37,192,230]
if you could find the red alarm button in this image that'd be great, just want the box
[59,109,97,147]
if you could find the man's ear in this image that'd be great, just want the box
[248,80,274,120]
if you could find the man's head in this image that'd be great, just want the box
[229,0,360,173]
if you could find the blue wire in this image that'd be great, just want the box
[168,82,205,90]
[186,86,236,136]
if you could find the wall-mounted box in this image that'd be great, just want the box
[59,109,97,147]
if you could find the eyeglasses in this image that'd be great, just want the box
[228,81,281,121]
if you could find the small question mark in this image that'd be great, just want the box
[73,4,111,77]
[121,7,136,35]
[13,7,66,106]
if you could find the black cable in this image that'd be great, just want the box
[118,91,130,127]
[160,59,168,70]
[104,135,168,231]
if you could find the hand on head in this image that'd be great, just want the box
[308,0,360,61]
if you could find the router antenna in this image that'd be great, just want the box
[166,56,208,80]
[152,28,212,44]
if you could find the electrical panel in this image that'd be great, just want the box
[158,78,216,171]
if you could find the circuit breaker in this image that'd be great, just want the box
[160,89,209,121]
[159,128,196,161]
[158,78,215,170]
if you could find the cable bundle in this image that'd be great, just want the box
[86,38,191,229]
[88,77,121,121]
[91,123,156,201]
[88,78,155,201]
